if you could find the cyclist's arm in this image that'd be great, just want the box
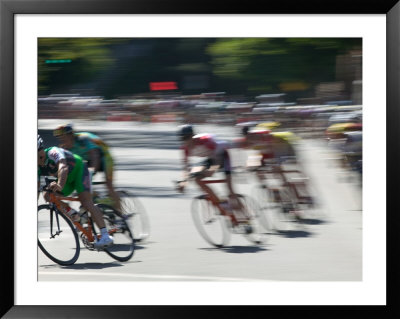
[78,135,102,172]
[50,159,68,192]
[87,148,101,173]
[176,150,190,192]
[181,147,191,179]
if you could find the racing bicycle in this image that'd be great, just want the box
[176,172,266,248]
[38,177,135,265]
[251,158,315,231]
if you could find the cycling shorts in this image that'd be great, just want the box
[202,150,232,175]
[61,158,91,196]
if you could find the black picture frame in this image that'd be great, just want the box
[1,0,398,318]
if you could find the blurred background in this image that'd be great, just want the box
[38,37,362,136]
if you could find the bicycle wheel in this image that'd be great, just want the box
[271,186,302,231]
[191,195,231,248]
[251,185,275,232]
[252,185,298,231]
[38,204,80,266]
[117,190,150,242]
[95,204,135,262]
[236,194,267,245]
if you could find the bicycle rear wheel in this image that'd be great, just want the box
[117,190,150,242]
[95,204,135,262]
[191,195,231,248]
[253,185,299,232]
[236,194,267,245]
[271,186,302,231]
[38,204,80,266]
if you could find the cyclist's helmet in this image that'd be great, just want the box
[38,134,44,151]
[53,124,73,137]
[178,124,194,141]
[235,121,258,136]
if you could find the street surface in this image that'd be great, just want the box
[37,119,362,282]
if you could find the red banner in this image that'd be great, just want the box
[149,82,178,91]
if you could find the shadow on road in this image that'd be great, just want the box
[40,262,123,270]
[199,245,268,254]
[275,229,313,238]
[40,259,143,270]
[300,218,327,225]
[113,185,184,198]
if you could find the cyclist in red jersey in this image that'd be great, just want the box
[177,124,243,213]
[234,124,314,208]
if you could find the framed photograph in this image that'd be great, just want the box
[1,0,398,317]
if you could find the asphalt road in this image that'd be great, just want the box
[37,119,362,282]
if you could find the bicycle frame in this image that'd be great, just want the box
[47,202,63,239]
[46,192,97,242]
[200,179,241,225]
[254,165,310,204]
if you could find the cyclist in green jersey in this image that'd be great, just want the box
[53,124,122,215]
[37,135,113,249]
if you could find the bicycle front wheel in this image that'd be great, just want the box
[191,195,231,248]
[38,204,80,266]
[95,204,135,262]
[251,185,275,232]
[117,190,150,242]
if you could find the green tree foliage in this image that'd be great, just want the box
[206,38,361,95]
[38,38,361,98]
[38,38,128,95]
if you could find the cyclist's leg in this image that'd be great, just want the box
[193,159,220,204]
[75,163,113,246]
[194,174,220,204]
[56,173,81,219]
[255,154,271,183]
[79,191,107,228]
[221,150,247,218]
[223,150,239,202]
[103,152,122,213]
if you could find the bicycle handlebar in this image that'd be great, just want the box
[39,177,55,192]
[174,171,204,184]
[40,177,66,197]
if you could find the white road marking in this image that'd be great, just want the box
[38,271,268,282]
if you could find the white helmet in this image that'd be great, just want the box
[38,134,44,150]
